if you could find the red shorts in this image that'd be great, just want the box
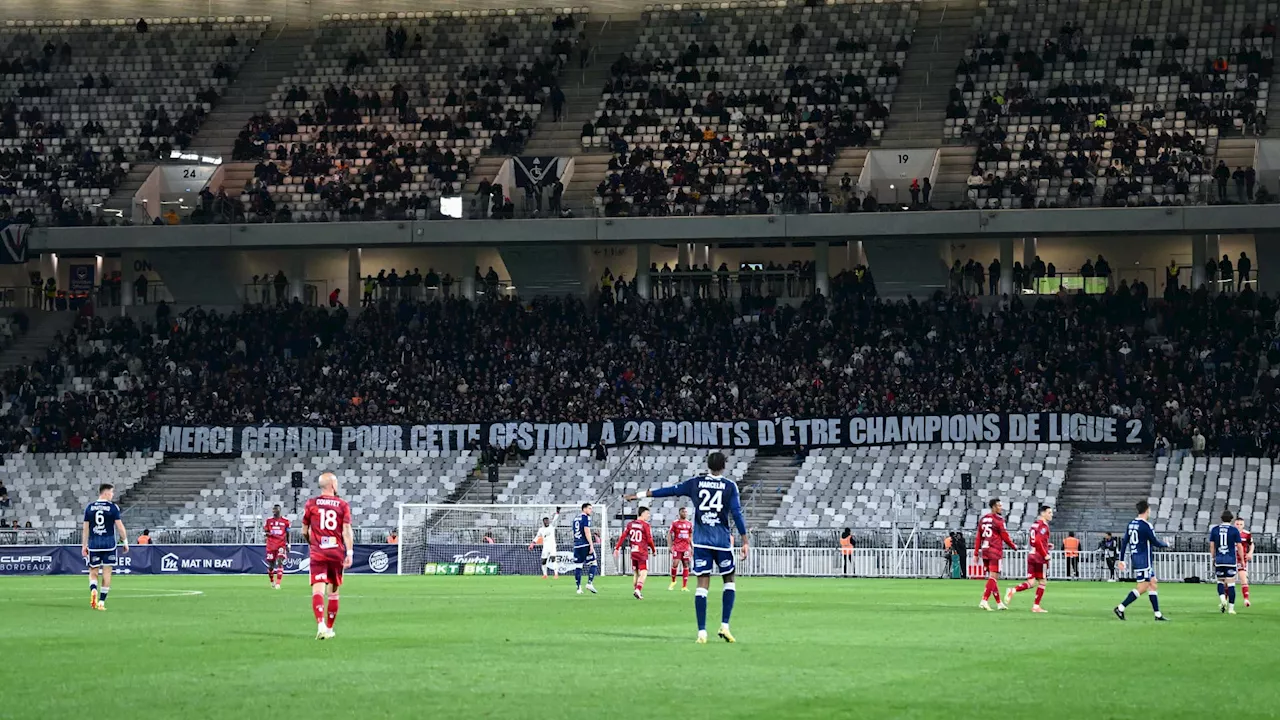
[1237,561,1249,572]
[1026,556,1046,580]
[671,549,691,565]
[981,558,1001,574]
[309,556,345,588]
[631,553,648,572]
[265,545,288,563]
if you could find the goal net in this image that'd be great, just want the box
[397,503,615,577]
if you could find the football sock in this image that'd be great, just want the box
[312,592,325,622]
[587,564,596,583]
[722,582,736,625]
[682,566,689,587]
[1034,586,1045,605]
[1148,591,1160,615]
[574,568,582,588]
[1228,586,1236,606]
[326,594,339,629]
[1121,590,1139,608]
[1013,581,1031,593]
[671,567,677,582]
[90,581,97,594]
[1218,582,1227,604]
[694,587,708,631]
[99,586,109,603]
[1242,585,1250,601]
[984,578,999,600]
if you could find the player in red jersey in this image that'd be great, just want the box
[614,506,656,599]
[1235,517,1253,607]
[975,498,1017,611]
[668,507,693,591]
[1006,505,1053,612]
[264,505,291,589]
[302,472,352,640]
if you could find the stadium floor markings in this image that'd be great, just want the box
[0,589,205,601]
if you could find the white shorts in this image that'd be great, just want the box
[541,549,557,560]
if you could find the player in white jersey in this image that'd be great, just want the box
[529,508,561,579]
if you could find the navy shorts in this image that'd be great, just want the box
[86,550,117,568]
[573,546,596,566]
[1215,565,1237,579]
[693,547,735,576]
[1132,565,1155,582]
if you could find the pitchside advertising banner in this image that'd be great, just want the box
[421,543,579,576]
[158,414,1150,455]
[0,544,397,576]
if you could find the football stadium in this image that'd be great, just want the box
[0,0,1278,717]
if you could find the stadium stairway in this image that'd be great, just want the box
[101,163,158,221]
[1054,453,1156,533]
[187,24,314,157]
[739,455,798,530]
[1215,137,1259,185]
[930,145,977,208]
[0,311,76,372]
[523,19,641,158]
[117,457,236,531]
[879,0,977,148]
[825,148,869,195]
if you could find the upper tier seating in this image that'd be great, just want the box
[0,451,161,530]
[586,0,914,217]
[776,444,1067,530]
[235,9,585,223]
[0,17,267,225]
[952,0,1273,208]
[1153,455,1278,534]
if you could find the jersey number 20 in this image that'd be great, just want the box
[698,489,724,513]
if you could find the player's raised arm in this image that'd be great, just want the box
[626,478,692,502]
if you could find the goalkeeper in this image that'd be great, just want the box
[529,507,561,579]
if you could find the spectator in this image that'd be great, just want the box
[1238,252,1252,291]
[273,270,288,305]
[1063,532,1080,577]
[137,529,152,545]
[1098,533,1118,581]
[136,17,148,33]
[840,528,854,576]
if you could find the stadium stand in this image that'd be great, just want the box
[184,451,478,528]
[586,0,915,216]
[0,17,268,225]
[776,444,1067,530]
[952,0,1272,208]
[226,9,586,222]
[1154,455,1279,534]
[0,451,161,530]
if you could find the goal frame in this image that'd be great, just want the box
[396,503,613,576]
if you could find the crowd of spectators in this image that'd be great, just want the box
[4,277,1280,459]
[953,19,1274,208]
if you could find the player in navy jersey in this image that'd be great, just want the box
[1209,510,1243,615]
[572,503,598,595]
[1114,500,1169,621]
[81,483,129,611]
[627,452,749,644]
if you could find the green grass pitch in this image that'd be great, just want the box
[0,575,1273,719]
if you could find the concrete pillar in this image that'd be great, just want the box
[1191,235,1207,290]
[288,252,305,304]
[1206,233,1221,289]
[677,242,691,269]
[999,237,1014,295]
[460,247,477,300]
[120,252,136,307]
[347,248,361,309]
[815,241,830,297]
[635,244,652,300]
[1022,237,1037,270]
